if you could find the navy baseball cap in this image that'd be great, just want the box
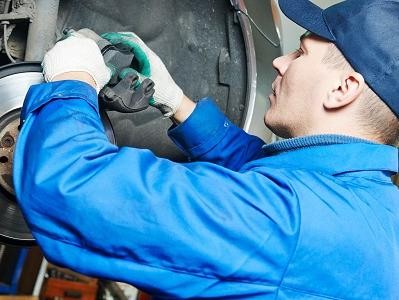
[278,0,399,119]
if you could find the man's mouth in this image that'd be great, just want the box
[271,77,281,97]
[271,82,277,96]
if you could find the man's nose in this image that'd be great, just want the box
[272,54,293,76]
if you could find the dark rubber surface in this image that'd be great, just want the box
[57,0,247,160]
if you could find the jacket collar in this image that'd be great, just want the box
[259,135,398,176]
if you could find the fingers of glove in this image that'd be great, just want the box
[101,32,163,77]
[152,84,184,117]
[151,102,174,117]
[102,32,147,51]
[117,32,151,53]
[42,35,111,92]
[124,32,165,69]
[101,32,183,116]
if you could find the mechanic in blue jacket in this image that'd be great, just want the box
[13,0,399,299]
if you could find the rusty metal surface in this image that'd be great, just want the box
[0,111,19,195]
[0,63,116,245]
[0,63,42,245]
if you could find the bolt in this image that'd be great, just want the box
[1,135,14,148]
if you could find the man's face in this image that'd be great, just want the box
[265,34,334,138]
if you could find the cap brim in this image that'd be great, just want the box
[278,0,335,42]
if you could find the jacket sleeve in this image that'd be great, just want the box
[13,81,299,299]
[168,98,265,171]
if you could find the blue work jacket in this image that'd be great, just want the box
[14,81,399,299]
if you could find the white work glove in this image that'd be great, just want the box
[102,32,184,117]
[42,32,111,93]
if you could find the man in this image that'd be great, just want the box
[13,0,398,299]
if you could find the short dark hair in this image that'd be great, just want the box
[322,44,399,146]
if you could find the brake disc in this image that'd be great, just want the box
[0,62,115,246]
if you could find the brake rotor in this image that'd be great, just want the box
[0,62,115,246]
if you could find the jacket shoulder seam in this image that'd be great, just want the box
[275,183,303,297]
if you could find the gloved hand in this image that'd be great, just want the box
[102,32,184,117]
[42,32,111,93]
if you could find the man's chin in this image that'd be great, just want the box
[264,116,292,139]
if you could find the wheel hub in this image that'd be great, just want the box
[0,110,20,196]
[0,63,114,246]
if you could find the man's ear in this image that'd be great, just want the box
[324,72,365,109]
